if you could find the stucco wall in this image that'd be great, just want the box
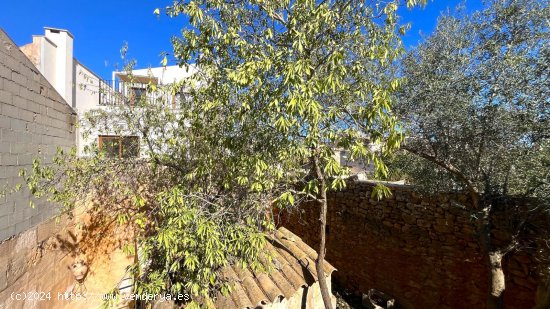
[0,28,75,241]
[74,61,101,112]
[73,61,104,156]
[41,37,58,90]
[280,180,540,309]
[19,37,41,69]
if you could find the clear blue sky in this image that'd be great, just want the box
[1,0,483,80]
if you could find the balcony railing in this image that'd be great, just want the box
[99,80,159,106]
[96,78,186,108]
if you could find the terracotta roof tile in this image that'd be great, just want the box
[226,266,254,308]
[214,228,336,309]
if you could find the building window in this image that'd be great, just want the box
[130,87,145,105]
[98,135,139,158]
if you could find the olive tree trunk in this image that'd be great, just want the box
[486,250,506,309]
[478,203,505,309]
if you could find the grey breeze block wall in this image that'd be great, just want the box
[0,28,76,241]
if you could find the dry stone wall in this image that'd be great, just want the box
[280,180,539,309]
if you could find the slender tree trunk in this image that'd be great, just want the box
[316,188,333,309]
[313,155,333,309]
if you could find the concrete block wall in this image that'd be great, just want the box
[280,180,540,309]
[0,28,76,241]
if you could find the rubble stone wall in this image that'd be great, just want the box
[281,180,538,309]
[0,216,76,309]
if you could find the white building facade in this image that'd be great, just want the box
[21,27,195,157]
[20,27,374,177]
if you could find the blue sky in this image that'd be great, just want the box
[1,0,483,80]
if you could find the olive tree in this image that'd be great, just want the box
[393,0,549,308]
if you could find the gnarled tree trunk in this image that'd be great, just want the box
[486,250,505,309]
[478,203,506,309]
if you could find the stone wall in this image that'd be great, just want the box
[280,180,539,309]
[0,28,76,241]
[0,215,76,309]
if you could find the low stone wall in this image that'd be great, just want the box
[280,180,539,309]
[0,215,76,309]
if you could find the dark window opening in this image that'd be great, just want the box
[98,135,139,158]
[130,87,145,105]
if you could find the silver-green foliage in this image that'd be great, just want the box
[392,2,549,303]
[395,0,549,202]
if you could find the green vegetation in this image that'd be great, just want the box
[392,0,549,308]
[20,0,426,308]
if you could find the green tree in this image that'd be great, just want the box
[164,0,426,307]
[393,0,549,308]
[21,0,424,308]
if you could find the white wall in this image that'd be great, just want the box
[43,28,74,107]
[74,61,105,156]
[22,29,198,157]
[76,65,198,157]
[40,36,58,89]
[74,61,102,112]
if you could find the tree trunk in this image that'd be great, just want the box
[316,190,333,309]
[486,251,505,309]
[313,155,333,309]
[478,204,505,309]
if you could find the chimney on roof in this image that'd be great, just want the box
[43,27,74,106]
[21,27,75,106]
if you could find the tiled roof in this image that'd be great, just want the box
[215,227,336,309]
